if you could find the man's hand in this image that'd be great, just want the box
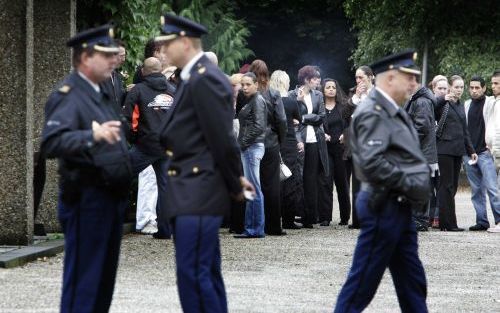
[233,176,256,202]
[470,153,478,162]
[297,142,304,153]
[339,134,344,144]
[92,120,122,144]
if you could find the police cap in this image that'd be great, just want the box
[155,13,208,42]
[66,24,120,53]
[370,49,421,76]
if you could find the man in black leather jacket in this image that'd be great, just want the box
[334,50,430,313]
[404,85,439,231]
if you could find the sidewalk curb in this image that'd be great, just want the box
[0,222,135,269]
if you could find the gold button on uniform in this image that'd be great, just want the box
[165,150,173,157]
[192,166,199,174]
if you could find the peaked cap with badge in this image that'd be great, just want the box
[155,13,208,42]
[66,24,120,53]
[370,49,421,76]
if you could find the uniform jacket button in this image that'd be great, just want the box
[165,150,173,157]
[192,166,199,174]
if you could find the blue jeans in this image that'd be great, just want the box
[241,143,265,237]
[463,150,500,227]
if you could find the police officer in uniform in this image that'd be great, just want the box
[41,25,132,312]
[155,14,254,313]
[334,50,430,313]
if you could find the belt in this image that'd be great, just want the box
[360,182,408,203]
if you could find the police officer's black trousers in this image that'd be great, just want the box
[334,190,428,313]
[59,186,127,313]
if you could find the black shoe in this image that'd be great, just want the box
[283,222,302,229]
[233,234,264,238]
[415,225,428,232]
[469,224,489,231]
[440,227,464,232]
[302,224,314,229]
[348,224,360,229]
[319,221,330,226]
[267,230,287,236]
[153,232,171,239]
[338,221,348,226]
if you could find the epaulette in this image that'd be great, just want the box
[58,85,71,94]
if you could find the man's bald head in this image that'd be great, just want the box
[142,57,162,76]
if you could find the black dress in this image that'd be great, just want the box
[279,96,306,227]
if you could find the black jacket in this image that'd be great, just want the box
[403,87,438,164]
[435,96,475,157]
[237,92,267,151]
[41,72,132,194]
[350,89,429,202]
[123,73,176,156]
[159,55,242,219]
[289,88,329,176]
[261,89,287,149]
[100,70,126,115]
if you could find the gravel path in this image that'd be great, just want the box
[1,192,499,312]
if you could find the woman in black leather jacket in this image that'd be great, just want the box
[235,72,267,238]
[435,75,477,231]
[289,65,329,228]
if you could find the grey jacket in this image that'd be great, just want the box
[350,88,430,202]
[403,87,438,164]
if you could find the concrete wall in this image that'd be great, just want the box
[0,0,74,245]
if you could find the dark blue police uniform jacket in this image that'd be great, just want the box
[160,55,242,218]
[159,54,242,313]
[42,71,131,313]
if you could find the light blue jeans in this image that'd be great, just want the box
[463,150,500,227]
[241,143,265,237]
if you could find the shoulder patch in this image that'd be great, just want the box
[58,85,71,94]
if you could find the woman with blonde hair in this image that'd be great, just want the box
[270,70,304,229]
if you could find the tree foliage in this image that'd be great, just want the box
[344,0,499,85]
[79,0,253,77]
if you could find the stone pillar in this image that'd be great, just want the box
[0,0,74,245]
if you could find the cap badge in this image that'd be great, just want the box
[180,30,186,36]
[160,16,165,26]
[413,52,418,61]
[108,28,114,38]
[82,42,87,48]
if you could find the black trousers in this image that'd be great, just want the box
[345,158,360,227]
[260,145,283,234]
[303,143,327,225]
[319,145,351,223]
[437,154,462,229]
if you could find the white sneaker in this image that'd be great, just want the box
[140,222,158,235]
[487,223,500,233]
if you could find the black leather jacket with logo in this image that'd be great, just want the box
[350,89,430,202]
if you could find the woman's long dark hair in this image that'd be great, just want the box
[322,78,347,106]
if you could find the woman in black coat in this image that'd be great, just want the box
[319,78,351,226]
[248,60,287,236]
[270,70,305,229]
[435,75,477,231]
[289,65,329,228]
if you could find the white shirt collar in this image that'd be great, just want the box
[375,87,399,110]
[180,51,205,81]
[77,71,100,93]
